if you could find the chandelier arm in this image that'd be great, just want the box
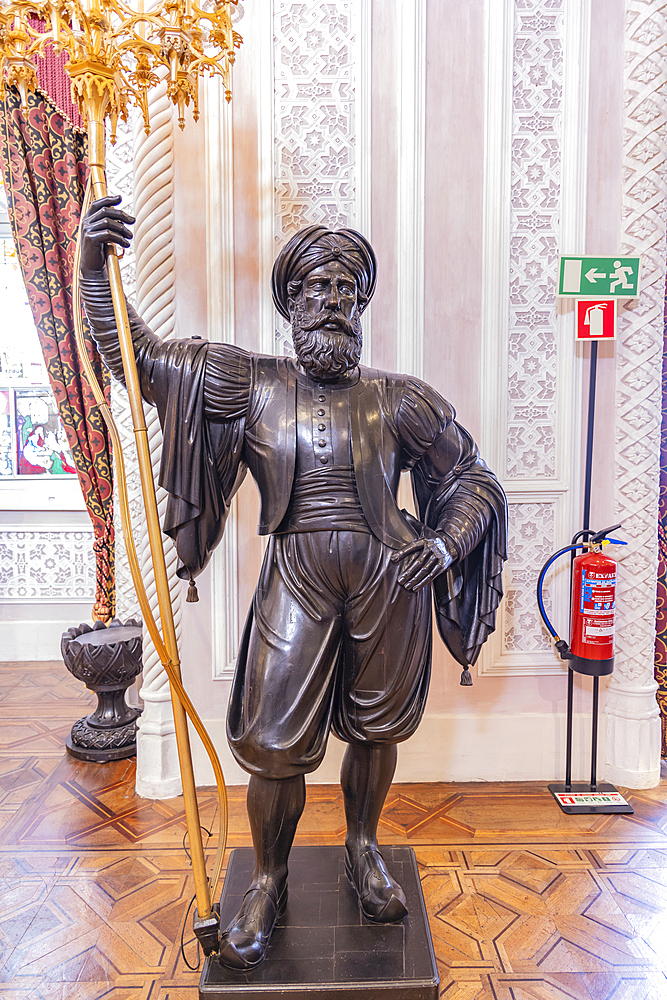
[116,36,159,54]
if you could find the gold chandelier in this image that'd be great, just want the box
[0,0,241,132]
[0,0,242,938]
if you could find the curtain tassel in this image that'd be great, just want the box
[92,512,114,622]
[460,666,473,686]
[187,576,199,603]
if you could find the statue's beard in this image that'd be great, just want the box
[291,301,363,380]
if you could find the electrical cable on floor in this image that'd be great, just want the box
[181,892,201,970]
[180,826,214,970]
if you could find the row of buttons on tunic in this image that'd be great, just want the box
[315,384,330,464]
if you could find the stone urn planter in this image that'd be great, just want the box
[61,618,142,762]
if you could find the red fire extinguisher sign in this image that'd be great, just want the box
[576,299,617,340]
[570,549,616,664]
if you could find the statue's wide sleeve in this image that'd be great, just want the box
[397,378,508,667]
[79,268,252,580]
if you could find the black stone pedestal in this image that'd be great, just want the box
[199,845,439,1000]
[61,620,142,762]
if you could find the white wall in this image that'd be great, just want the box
[0,490,94,661]
[136,0,658,789]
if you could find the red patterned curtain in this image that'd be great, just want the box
[654,283,667,758]
[0,82,115,621]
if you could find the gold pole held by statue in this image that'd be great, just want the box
[0,0,241,935]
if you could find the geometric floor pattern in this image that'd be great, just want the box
[1,662,666,999]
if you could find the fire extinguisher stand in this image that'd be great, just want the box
[545,340,633,815]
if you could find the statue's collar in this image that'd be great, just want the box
[289,359,361,389]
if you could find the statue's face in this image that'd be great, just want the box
[289,261,363,380]
[299,262,359,331]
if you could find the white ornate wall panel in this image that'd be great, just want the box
[106,119,137,290]
[506,1,562,481]
[502,501,555,656]
[109,377,142,623]
[480,0,589,676]
[0,527,94,601]
[270,0,371,356]
[604,0,666,788]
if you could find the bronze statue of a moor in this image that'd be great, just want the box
[79,196,507,970]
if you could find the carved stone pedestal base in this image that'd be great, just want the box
[66,718,139,762]
[61,620,143,764]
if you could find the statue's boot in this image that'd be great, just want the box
[217,773,305,970]
[218,878,288,969]
[342,742,408,923]
[344,844,408,921]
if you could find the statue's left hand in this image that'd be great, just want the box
[390,536,454,591]
[80,194,135,273]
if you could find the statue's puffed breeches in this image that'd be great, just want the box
[227,530,432,778]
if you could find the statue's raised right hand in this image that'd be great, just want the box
[80,194,135,273]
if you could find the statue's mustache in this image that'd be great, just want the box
[298,311,355,337]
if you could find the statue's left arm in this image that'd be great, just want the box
[78,195,252,585]
[394,378,508,666]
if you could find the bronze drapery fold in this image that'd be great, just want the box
[0,83,115,620]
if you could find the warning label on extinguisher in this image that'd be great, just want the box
[583,618,614,639]
[580,569,616,645]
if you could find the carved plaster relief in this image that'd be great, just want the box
[507,0,562,481]
[612,1,665,685]
[0,528,94,600]
[272,0,368,355]
[480,0,587,674]
[604,0,666,788]
[503,501,555,655]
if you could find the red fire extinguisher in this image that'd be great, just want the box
[537,523,626,676]
[569,545,617,675]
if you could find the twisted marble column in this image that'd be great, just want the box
[604,0,666,788]
[132,79,183,798]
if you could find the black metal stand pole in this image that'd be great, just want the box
[585,342,599,788]
[591,675,599,790]
[549,336,632,814]
[565,666,574,791]
[583,340,598,533]
[564,340,598,792]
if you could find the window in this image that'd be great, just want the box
[0,175,76,481]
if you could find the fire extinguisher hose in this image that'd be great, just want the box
[536,545,586,642]
[536,528,627,652]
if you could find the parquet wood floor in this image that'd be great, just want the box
[0,662,666,999]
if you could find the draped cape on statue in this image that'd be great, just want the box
[149,339,247,577]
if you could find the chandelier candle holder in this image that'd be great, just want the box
[0,0,240,941]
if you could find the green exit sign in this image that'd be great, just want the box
[558,255,642,299]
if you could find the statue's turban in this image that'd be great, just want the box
[271,225,377,320]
